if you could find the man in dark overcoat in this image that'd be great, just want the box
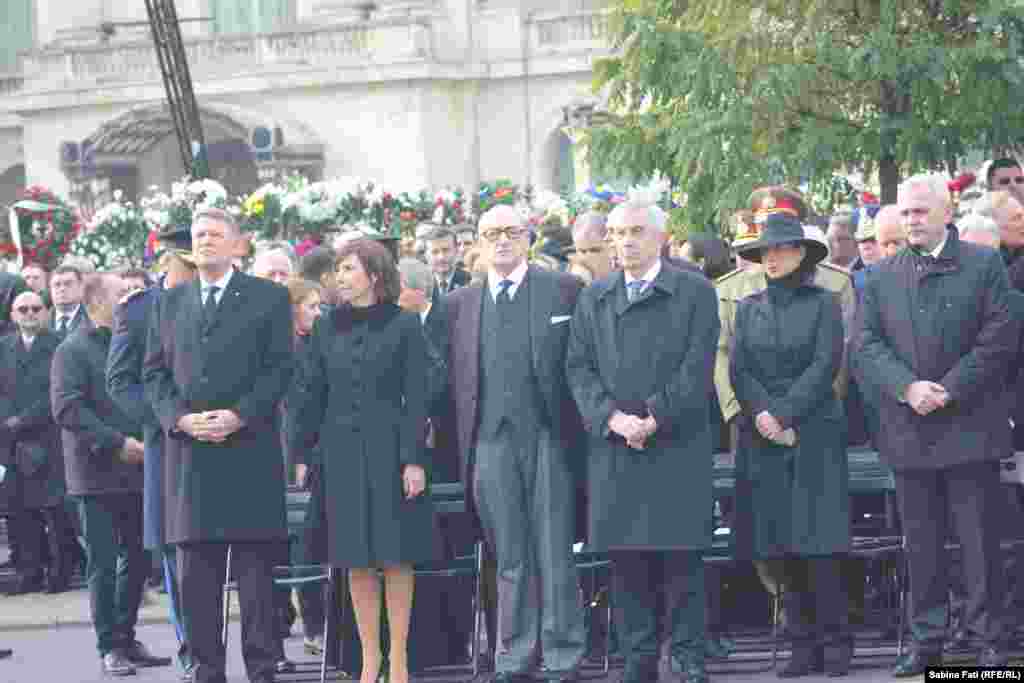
[52,273,170,677]
[446,205,586,683]
[566,199,720,683]
[0,291,67,594]
[853,173,1017,676]
[107,230,197,679]
[143,207,293,683]
[49,265,91,340]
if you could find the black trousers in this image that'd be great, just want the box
[177,541,278,683]
[78,494,148,655]
[895,461,1006,652]
[780,556,849,646]
[610,550,705,679]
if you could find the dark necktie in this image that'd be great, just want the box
[627,280,647,302]
[496,279,513,306]
[56,315,69,336]
[202,286,220,328]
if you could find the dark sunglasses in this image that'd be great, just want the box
[15,305,44,314]
[997,177,1024,186]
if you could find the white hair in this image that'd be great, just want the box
[607,201,668,233]
[959,213,1001,241]
[898,173,951,207]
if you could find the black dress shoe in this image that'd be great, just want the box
[777,644,815,678]
[944,630,971,653]
[978,646,1010,668]
[275,658,297,674]
[0,648,12,659]
[101,651,137,677]
[120,641,172,667]
[492,673,530,683]
[892,651,942,678]
[45,572,71,594]
[824,641,853,677]
[538,666,578,682]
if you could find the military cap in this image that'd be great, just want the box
[748,185,809,223]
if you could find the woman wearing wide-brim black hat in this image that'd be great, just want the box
[729,212,853,677]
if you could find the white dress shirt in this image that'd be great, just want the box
[930,233,949,258]
[624,259,663,296]
[488,260,529,302]
[199,268,234,306]
[419,302,432,325]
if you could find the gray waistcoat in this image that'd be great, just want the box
[477,277,543,439]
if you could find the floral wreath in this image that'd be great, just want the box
[11,186,82,269]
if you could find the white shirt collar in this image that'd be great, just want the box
[20,332,35,348]
[624,259,662,290]
[199,268,234,295]
[931,233,949,258]
[488,260,529,302]
[419,302,432,325]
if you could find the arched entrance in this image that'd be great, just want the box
[63,103,324,212]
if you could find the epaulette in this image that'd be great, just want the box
[714,268,743,286]
[817,262,851,276]
[118,287,147,306]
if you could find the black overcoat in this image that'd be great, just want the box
[291,303,436,569]
[0,331,64,509]
[143,272,293,544]
[565,264,719,551]
[730,279,849,558]
[852,227,1018,471]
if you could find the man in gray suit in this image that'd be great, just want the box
[446,205,586,683]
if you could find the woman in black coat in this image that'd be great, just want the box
[292,239,434,683]
[729,213,851,677]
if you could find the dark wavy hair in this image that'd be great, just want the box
[335,238,401,305]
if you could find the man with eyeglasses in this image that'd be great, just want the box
[0,291,69,595]
[50,265,91,340]
[446,205,586,683]
[988,158,1024,204]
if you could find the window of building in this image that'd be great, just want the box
[0,0,34,72]
[210,0,295,35]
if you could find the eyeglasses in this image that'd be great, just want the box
[481,227,527,243]
[996,177,1024,186]
[576,246,606,255]
[15,305,44,314]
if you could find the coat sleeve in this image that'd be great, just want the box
[107,299,156,428]
[729,300,776,419]
[142,295,190,434]
[769,294,844,429]
[645,279,720,433]
[232,287,294,427]
[851,269,919,403]
[939,251,1017,405]
[565,291,617,439]
[289,317,328,457]
[400,315,430,468]
[51,344,126,457]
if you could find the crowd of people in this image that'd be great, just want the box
[0,158,1023,683]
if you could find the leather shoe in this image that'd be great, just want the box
[101,651,137,677]
[892,650,942,678]
[0,649,11,659]
[45,572,71,594]
[275,658,297,674]
[492,673,531,683]
[978,646,1009,668]
[538,666,578,682]
[944,630,971,654]
[121,641,172,667]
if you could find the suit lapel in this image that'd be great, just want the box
[205,271,247,336]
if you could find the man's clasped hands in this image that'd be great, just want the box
[608,410,658,451]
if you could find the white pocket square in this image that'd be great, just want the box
[550,315,572,324]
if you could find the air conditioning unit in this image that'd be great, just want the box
[251,126,283,163]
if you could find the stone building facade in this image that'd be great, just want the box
[0,0,611,225]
